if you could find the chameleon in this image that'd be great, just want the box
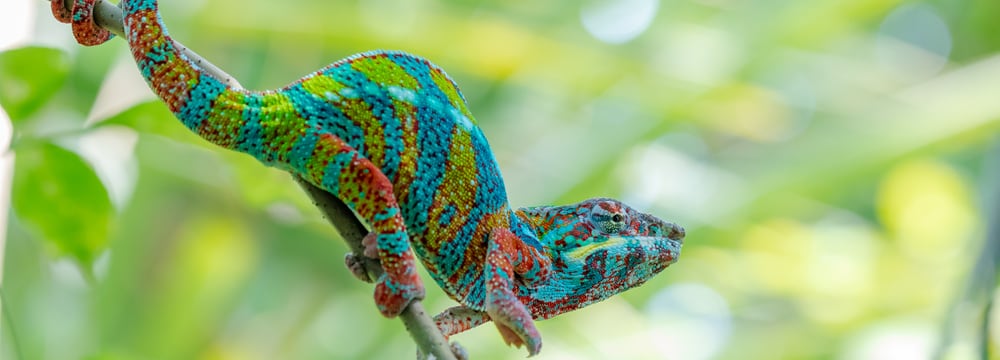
[51,0,686,356]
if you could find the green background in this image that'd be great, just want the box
[3,0,1000,359]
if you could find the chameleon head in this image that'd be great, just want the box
[514,198,684,316]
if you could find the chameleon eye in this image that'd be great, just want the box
[603,213,627,233]
[592,211,627,234]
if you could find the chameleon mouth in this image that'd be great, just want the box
[667,223,685,242]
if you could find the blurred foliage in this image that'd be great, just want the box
[0,47,70,121]
[3,0,1000,359]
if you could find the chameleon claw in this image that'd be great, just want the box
[344,253,374,283]
[362,231,379,258]
[495,322,542,357]
[487,293,542,356]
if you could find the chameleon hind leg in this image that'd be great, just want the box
[51,0,114,46]
[310,133,425,317]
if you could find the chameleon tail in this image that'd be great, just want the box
[120,0,251,149]
[51,0,114,46]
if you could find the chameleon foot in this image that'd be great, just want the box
[374,272,425,317]
[366,231,425,316]
[487,291,542,356]
[344,253,373,283]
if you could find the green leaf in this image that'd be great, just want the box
[100,101,191,139]
[12,142,113,266]
[0,46,71,121]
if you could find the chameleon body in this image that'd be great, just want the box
[53,0,685,356]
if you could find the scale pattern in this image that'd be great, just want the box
[53,0,686,356]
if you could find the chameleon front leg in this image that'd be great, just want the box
[345,252,374,283]
[309,133,424,317]
[483,228,548,356]
[421,229,549,356]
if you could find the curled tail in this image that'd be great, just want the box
[51,0,114,45]
[54,0,255,152]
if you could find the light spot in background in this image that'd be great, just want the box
[646,283,731,360]
[360,0,422,39]
[743,218,812,293]
[580,0,659,44]
[876,159,973,261]
[655,24,743,85]
[840,319,934,360]
[622,136,749,226]
[0,0,33,51]
[801,214,879,325]
[875,4,952,79]
[699,84,795,143]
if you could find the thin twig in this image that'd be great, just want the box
[51,1,456,358]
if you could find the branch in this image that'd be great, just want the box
[51,1,456,358]
[293,177,455,359]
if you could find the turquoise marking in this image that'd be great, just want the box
[288,126,319,174]
[439,204,457,225]
[236,92,269,161]
[378,232,411,254]
[177,74,225,131]
[374,207,400,222]
[320,150,356,196]
[122,0,156,14]
[135,42,173,80]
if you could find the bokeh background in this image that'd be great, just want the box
[3,0,1000,359]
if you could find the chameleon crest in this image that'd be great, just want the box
[53,0,685,356]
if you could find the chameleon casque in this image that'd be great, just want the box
[52,0,685,356]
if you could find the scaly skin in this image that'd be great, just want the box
[53,0,686,356]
